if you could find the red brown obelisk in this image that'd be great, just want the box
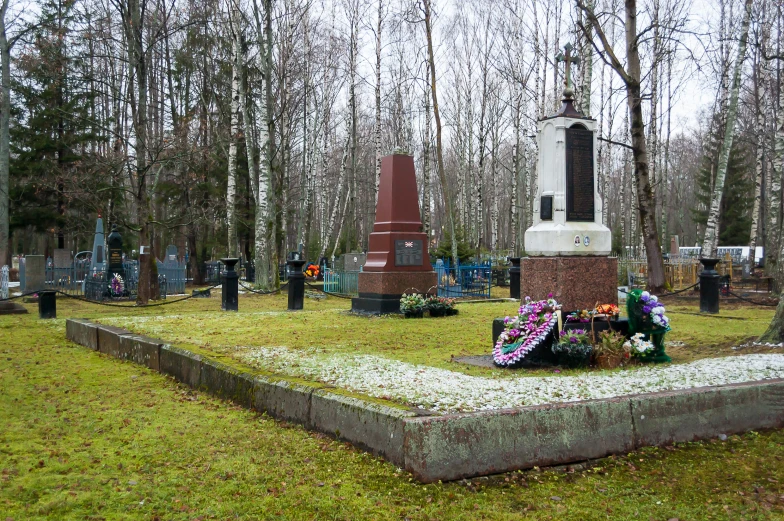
[351,154,436,314]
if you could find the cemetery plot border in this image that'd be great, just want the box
[65,318,784,483]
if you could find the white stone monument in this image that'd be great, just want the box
[521,44,617,310]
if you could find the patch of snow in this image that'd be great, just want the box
[235,347,784,413]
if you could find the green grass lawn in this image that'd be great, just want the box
[82,292,779,378]
[1,302,783,520]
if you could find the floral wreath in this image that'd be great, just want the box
[109,273,125,297]
[493,296,561,367]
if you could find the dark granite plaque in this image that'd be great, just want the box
[395,240,423,266]
[109,249,122,267]
[565,126,595,222]
[540,195,553,221]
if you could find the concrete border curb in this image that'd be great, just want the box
[64,318,784,482]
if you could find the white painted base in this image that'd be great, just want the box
[524,221,612,256]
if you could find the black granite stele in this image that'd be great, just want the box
[221,258,239,311]
[351,293,404,315]
[38,290,57,319]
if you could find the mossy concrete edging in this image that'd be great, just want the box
[65,319,784,483]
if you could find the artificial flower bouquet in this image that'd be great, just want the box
[400,293,426,317]
[304,264,320,278]
[626,289,671,363]
[552,328,593,368]
[493,296,561,368]
[425,295,457,317]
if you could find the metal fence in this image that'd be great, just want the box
[45,257,92,295]
[617,253,745,291]
[434,263,492,298]
[323,268,360,296]
[1,265,8,299]
[157,259,187,295]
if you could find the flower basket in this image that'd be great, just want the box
[404,310,424,318]
[595,353,625,369]
[429,308,446,317]
[446,308,459,316]
[552,342,593,369]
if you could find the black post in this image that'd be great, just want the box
[699,258,720,314]
[221,258,239,311]
[38,290,56,319]
[509,257,521,300]
[287,256,306,310]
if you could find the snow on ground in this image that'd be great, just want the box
[236,347,784,413]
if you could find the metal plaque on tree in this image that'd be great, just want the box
[394,240,423,266]
[565,126,595,222]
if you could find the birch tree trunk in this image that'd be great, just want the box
[374,0,383,207]
[227,7,241,258]
[0,0,10,266]
[750,7,770,257]
[422,59,432,240]
[701,0,753,258]
[423,0,458,266]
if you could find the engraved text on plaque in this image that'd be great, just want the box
[394,240,423,266]
[565,126,595,222]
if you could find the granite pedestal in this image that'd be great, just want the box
[521,256,617,311]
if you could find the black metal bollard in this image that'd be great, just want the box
[287,258,306,310]
[38,290,56,319]
[509,257,521,300]
[220,258,239,311]
[699,258,720,314]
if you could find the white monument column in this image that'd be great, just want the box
[521,43,617,311]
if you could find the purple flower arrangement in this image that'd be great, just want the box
[493,296,561,367]
[638,291,669,329]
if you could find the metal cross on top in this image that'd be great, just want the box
[555,43,580,98]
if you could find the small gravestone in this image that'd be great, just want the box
[165,244,178,262]
[12,256,19,270]
[53,249,71,269]
[340,252,366,271]
[106,225,125,282]
[24,255,46,293]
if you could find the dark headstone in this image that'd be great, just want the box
[38,290,56,319]
[106,225,125,282]
[565,126,595,222]
[508,257,521,300]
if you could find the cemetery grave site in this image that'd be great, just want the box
[3,0,784,517]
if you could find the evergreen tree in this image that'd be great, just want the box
[692,125,753,246]
[9,0,101,248]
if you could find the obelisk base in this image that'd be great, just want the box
[521,256,617,311]
[351,271,437,315]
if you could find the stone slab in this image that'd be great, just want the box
[65,319,98,350]
[402,398,634,483]
[0,301,28,315]
[252,377,314,425]
[118,335,163,371]
[630,379,784,447]
[310,390,416,465]
[96,325,132,358]
[159,345,202,388]
[521,256,617,311]
[24,255,46,293]
[200,359,255,408]
[53,249,71,269]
